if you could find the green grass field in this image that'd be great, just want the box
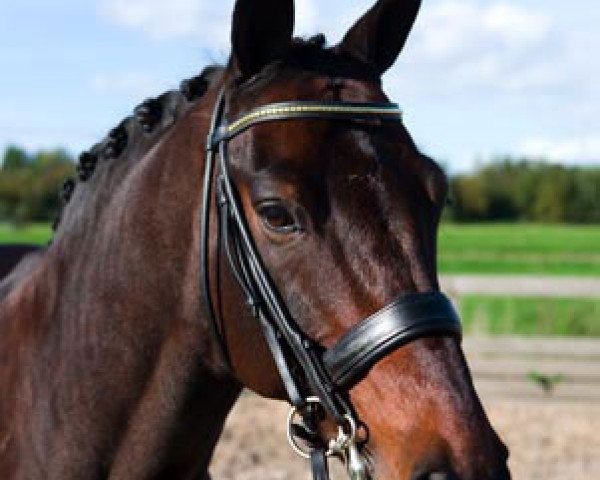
[438,223,600,276]
[459,295,600,337]
[2,222,600,276]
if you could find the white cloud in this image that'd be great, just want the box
[518,135,600,164]
[394,1,559,94]
[295,0,318,36]
[101,0,233,47]
[100,0,317,45]
[483,3,552,46]
[413,2,552,61]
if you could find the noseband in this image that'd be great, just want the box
[202,89,461,479]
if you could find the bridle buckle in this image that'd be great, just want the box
[287,398,369,478]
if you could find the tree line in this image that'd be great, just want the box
[0,145,598,224]
[446,158,599,223]
[0,145,74,225]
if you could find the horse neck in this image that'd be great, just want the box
[0,84,243,479]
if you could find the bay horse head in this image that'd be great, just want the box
[0,1,510,479]
[209,0,510,478]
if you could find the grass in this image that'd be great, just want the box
[0,223,52,245]
[438,223,600,276]
[459,295,600,337]
[1,222,600,276]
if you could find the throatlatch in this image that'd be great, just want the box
[202,89,462,479]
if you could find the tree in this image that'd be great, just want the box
[0,145,75,224]
[2,145,29,170]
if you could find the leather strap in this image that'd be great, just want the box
[323,292,461,389]
[208,100,402,149]
[217,139,352,422]
[310,448,330,480]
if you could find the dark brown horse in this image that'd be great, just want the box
[0,1,510,479]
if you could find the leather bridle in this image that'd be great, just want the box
[202,89,462,479]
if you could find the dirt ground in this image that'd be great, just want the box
[210,392,600,480]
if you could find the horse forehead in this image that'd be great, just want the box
[233,74,394,177]
[244,123,383,186]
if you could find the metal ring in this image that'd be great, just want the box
[286,397,357,459]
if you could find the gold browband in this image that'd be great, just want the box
[208,100,403,150]
[227,102,403,135]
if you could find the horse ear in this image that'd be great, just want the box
[338,0,421,76]
[230,0,295,79]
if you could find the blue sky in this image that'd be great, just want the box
[0,0,598,172]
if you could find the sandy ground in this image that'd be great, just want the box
[210,392,600,480]
[486,401,600,480]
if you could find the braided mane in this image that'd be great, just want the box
[52,65,224,233]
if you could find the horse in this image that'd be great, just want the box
[0,0,511,479]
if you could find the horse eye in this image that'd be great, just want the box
[257,202,298,234]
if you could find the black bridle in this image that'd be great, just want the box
[202,89,462,479]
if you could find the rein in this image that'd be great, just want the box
[202,89,462,479]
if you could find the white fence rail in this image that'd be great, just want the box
[441,275,600,298]
[464,336,600,403]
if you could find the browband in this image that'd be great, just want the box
[209,100,402,148]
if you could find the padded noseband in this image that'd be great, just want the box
[324,292,461,389]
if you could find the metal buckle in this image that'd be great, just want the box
[286,397,356,459]
[287,398,370,479]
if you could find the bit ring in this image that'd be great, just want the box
[287,397,357,459]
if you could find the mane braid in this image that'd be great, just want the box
[51,65,223,238]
